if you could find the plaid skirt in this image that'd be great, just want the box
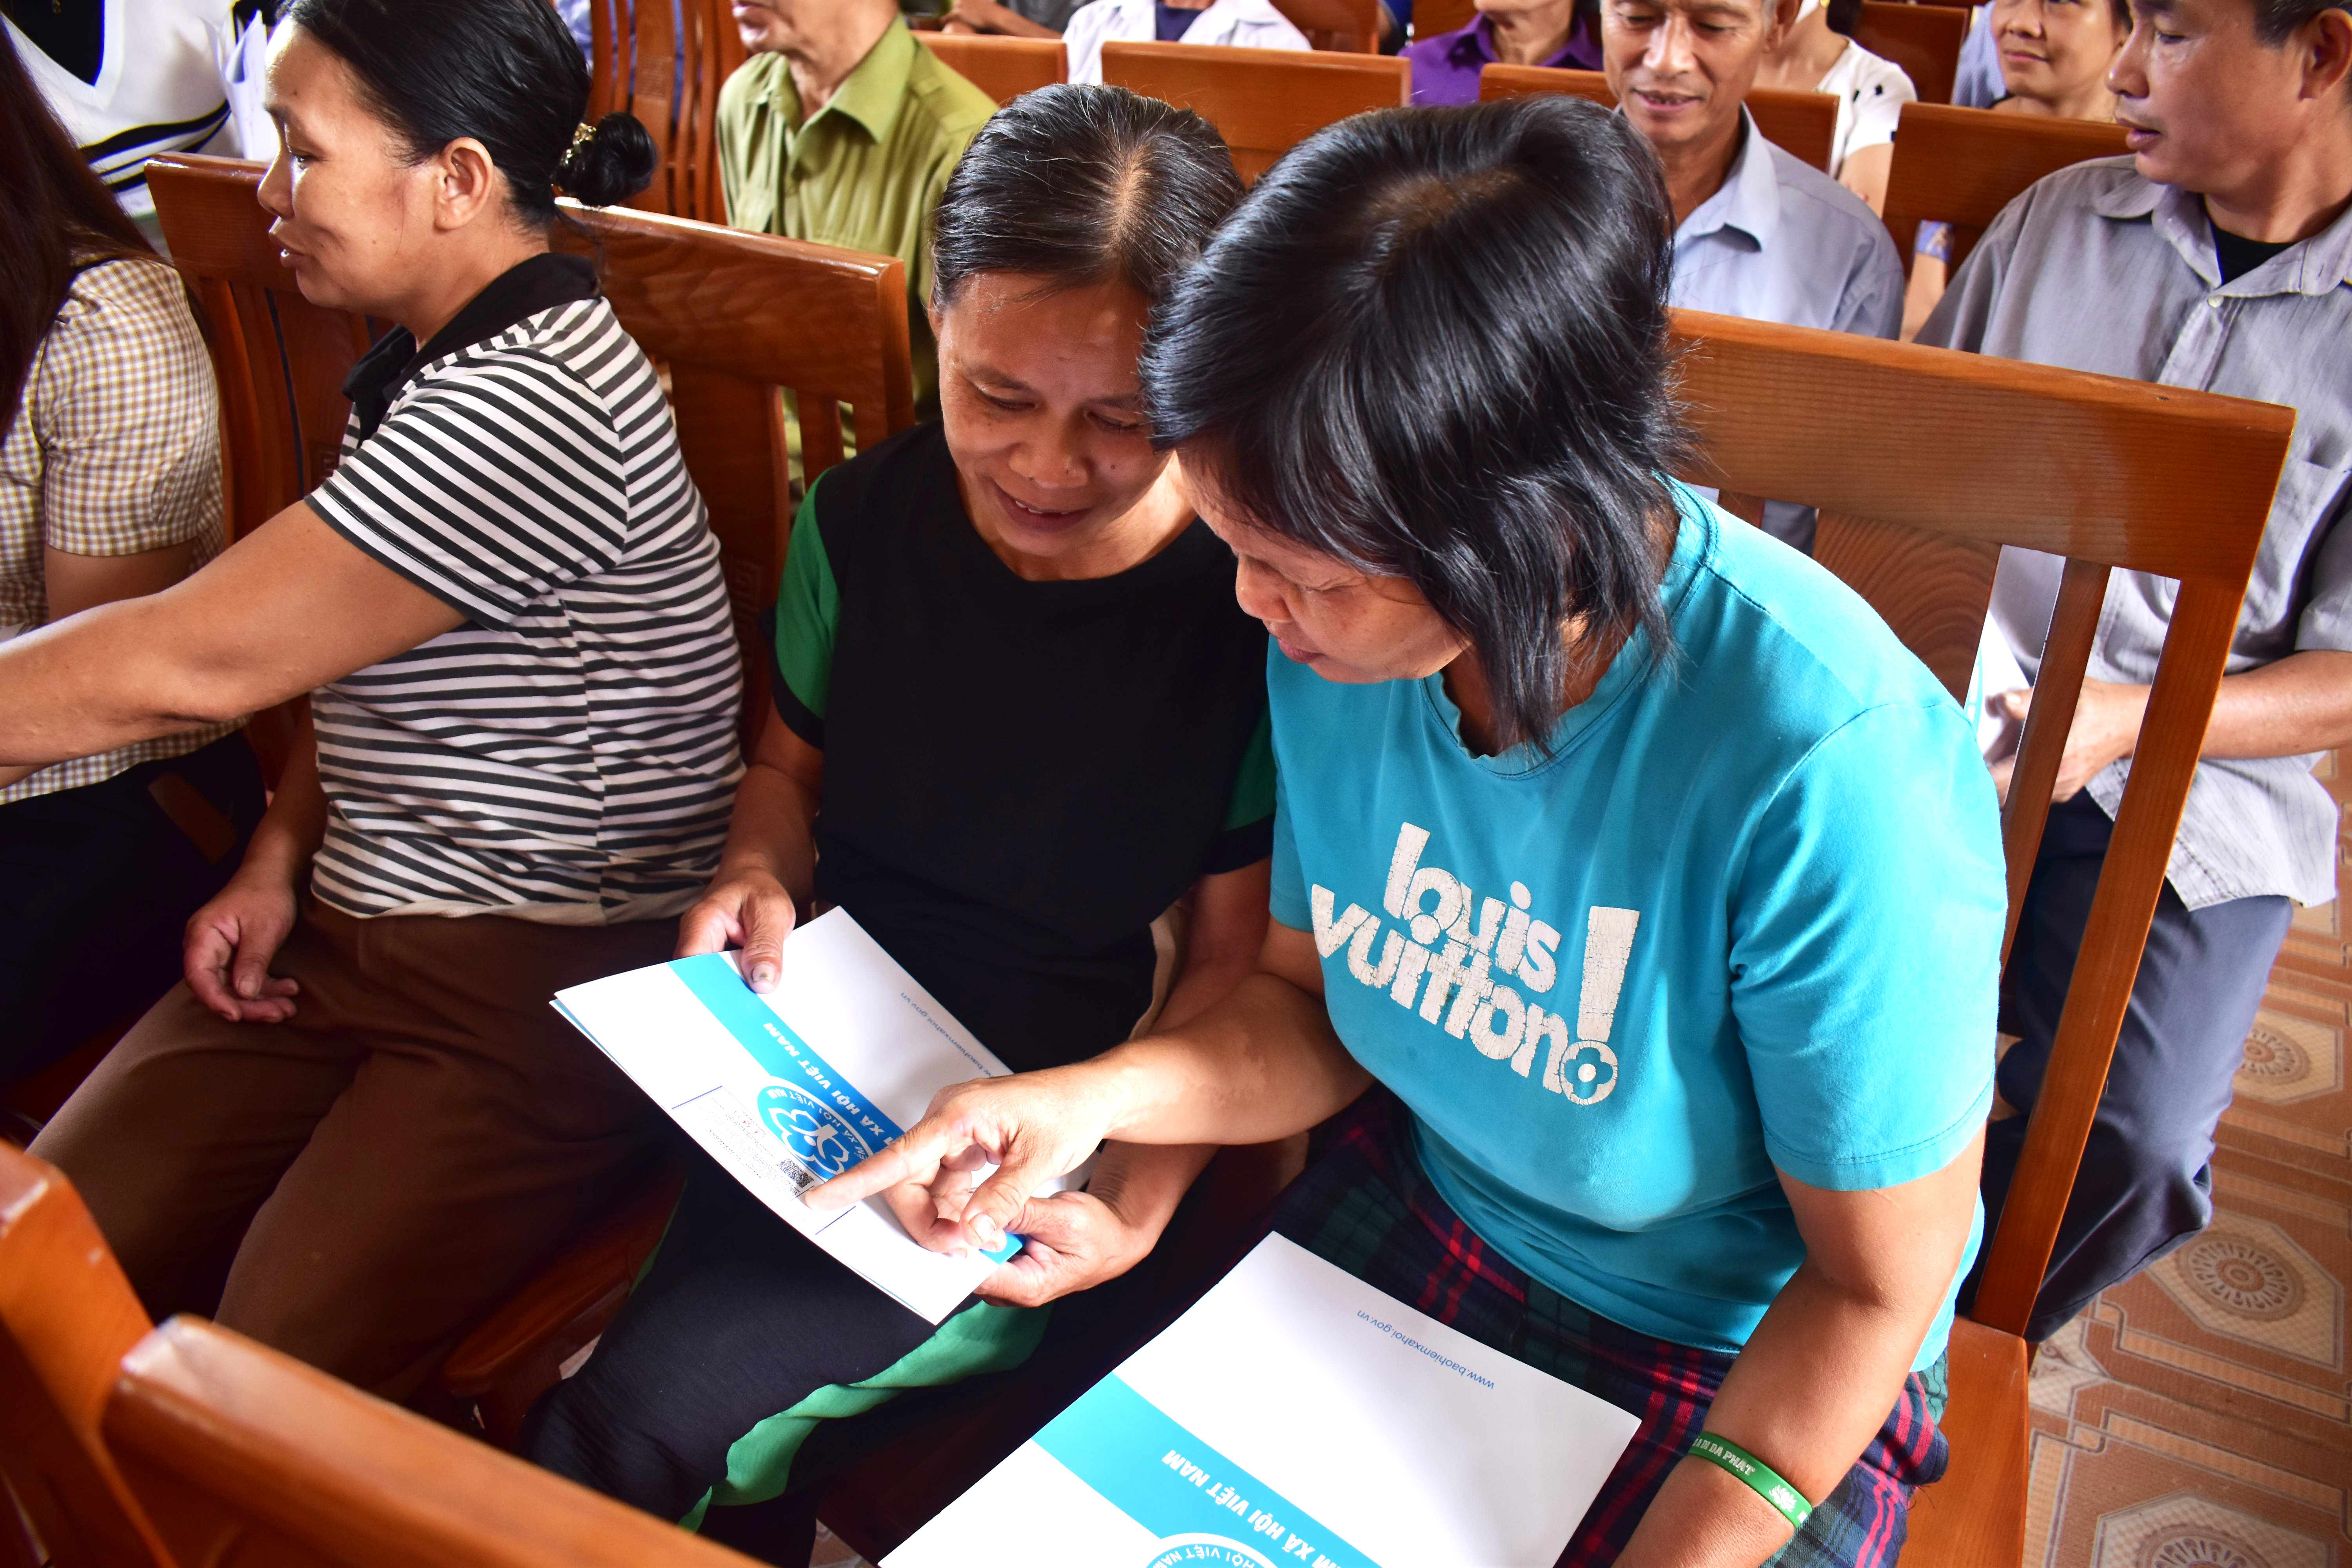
[1269,1094,1949,1568]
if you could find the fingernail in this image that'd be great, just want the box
[969,1214,1002,1245]
[751,965,775,987]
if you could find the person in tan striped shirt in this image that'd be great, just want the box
[0,27,264,1089]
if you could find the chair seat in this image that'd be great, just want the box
[1902,1317,2028,1567]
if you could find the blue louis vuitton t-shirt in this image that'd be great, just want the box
[1268,492,2005,1366]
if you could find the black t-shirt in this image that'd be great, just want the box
[2210,212,2294,283]
[769,422,1274,1072]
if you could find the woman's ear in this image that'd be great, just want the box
[430,136,505,231]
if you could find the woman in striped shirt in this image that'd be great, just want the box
[0,0,743,1401]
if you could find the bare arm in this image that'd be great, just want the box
[0,540,205,791]
[1616,1132,1986,1568]
[938,0,1063,35]
[1839,143,1893,216]
[675,710,824,984]
[1992,648,2352,800]
[811,918,1371,1252]
[0,501,463,770]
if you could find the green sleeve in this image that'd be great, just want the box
[1204,706,1276,874]
[770,477,840,744]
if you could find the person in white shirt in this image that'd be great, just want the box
[1754,0,1918,212]
[1062,0,1310,84]
[2,0,243,238]
[1606,0,1902,549]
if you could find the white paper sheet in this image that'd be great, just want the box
[552,909,1040,1324]
[887,1234,1642,1568]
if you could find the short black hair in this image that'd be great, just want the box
[288,0,655,221]
[1142,97,1688,755]
[932,83,1245,310]
[2252,0,2352,44]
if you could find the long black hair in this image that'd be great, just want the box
[932,83,1244,310]
[0,27,155,432]
[1142,96,1688,755]
[286,0,655,219]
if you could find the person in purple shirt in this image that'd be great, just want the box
[1401,0,1602,103]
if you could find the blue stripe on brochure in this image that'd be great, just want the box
[671,951,905,1161]
[1032,1374,1381,1568]
[668,954,1024,1263]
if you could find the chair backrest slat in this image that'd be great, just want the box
[1271,0,1383,51]
[1882,102,2132,276]
[1100,41,1410,183]
[1411,0,1479,39]
[1667,308,2290,1341]
[0,1145,168,1568]
[585,0,744,222]
[914,33,1067,105]
[1478,64,1840,174]
[104,1318,763,1568]
[1853,0,1968,104]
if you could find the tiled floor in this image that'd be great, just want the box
[2021,752,2352,1568]
[809,763,2352,1568]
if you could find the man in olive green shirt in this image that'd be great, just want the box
[718,0,997,408]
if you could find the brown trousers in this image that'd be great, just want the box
[30,898,679,1400]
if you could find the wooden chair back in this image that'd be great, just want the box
[581,0,748,223]
[551,200,915,722]
[1479,64,1839,174]
[1883,101,2132,276]
[914,32,1067,105]
[146,156,915,752]
[1100,41,1411,182]
[1852,0,1969,103]
[0,1144,170,1568]
[1271,0,1384,50]
[1665,307,2291,1562]
[103,1316,763,1568]
[1412,0,1481,38]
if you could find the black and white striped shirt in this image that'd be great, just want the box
[306,257,742,923]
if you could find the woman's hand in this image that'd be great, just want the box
[806,1063,1126,1254]
[184,865,302,1024]
[975,1140,1216,1307]
[675,865,799,990]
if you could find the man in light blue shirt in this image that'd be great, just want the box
[1602,0,1901,548]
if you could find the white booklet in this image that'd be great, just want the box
[551,909,1040,1324]
[886,1233,1642,1568]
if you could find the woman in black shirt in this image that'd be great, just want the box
[524,87,1268,1560]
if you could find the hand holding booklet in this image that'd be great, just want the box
[551,909,1052,1323]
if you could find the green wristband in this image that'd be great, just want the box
[1685,1432,1813,1533]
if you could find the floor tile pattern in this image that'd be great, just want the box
[2020,753,2351,1568]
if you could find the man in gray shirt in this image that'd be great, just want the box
[1604,0,1902,550]
[1918,0,2352,1341]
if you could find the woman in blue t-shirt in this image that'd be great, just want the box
[815,98,2007,1568]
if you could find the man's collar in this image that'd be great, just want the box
[341,253,598,441]
[1445,11,1590,69]
[2094,163,2352,296]
[1677,109,1780,251]
[818,17,916,144]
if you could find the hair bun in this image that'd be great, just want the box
[555,112,658,207]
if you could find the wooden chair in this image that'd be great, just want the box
[0,1143,171,1568]
[1853,0,1969,104]
[104,1313,767,1568]
[1664,307,2290,1567]
[580,0,748,223]
[914,33,1067,105]
[1883,101,2132,276]
[1479,63,1839,173]
[1100,41,1411,182]
[1412,0,1480,39]
[1271,0,1384,50]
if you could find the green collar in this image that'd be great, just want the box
[794,18,915,144]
